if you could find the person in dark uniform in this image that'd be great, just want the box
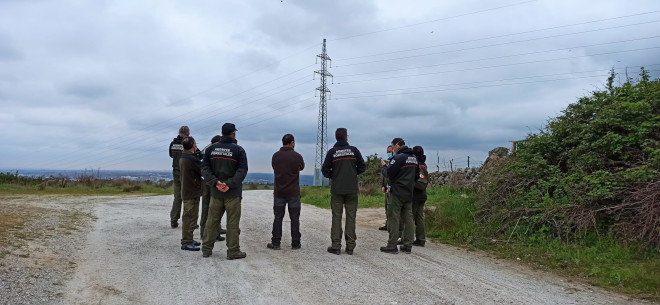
[380,139,419,254]
[268,134,305,250]
[179,136,203,251]
[322,128,367,255]
[411,146,428,247]
[201,123,248,260]
[168,126,189,228]
[200,135,226,242]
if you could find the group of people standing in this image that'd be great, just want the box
[168,124,427,260]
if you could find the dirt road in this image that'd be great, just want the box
[57,190,644,304]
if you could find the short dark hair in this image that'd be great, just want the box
[413,145,424,157]
[211,135,222,144]
[335,128,347,141]
[391,138,405,146]
[182,136,196,150]
[282,134,295,145]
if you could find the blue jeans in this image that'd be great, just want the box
[271,197,301,246]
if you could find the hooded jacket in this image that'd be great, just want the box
[321,141,367,195]
[272,146,305,198]
[382,146,419,201]
[169,135,184,175]
[179,150,203,200]
[201,136,248,199]
[412,154,428,202]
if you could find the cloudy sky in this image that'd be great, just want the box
[1,0,659,174]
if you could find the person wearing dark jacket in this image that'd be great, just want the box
[380,139,419,254]
[201,123,248,260]
[200,135,226,242]
[321,128,367,255]
[411,146,428,247]
[268,134,305,250]
[169,126,189,228]
[179,137,203,251]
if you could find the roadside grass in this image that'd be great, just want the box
[301,185,660,301]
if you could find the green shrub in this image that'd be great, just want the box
[478,69,660,247]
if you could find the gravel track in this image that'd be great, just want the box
[51,190,647,305]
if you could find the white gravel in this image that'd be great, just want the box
[53,190,647,305]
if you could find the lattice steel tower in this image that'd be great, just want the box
[313,39,332,186]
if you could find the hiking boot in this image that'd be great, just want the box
[399,246,412,254]
[378,225,387,231]
[380,246,398,254]
[327,247,341,255]
[216,234,225,241]
[171,220,178,228]
[227,252,247,260]
[181,243,200,251]
[267,243,281,250]
[202,252,211,258]
[412,240,425,247]
[345,248,354,255]
[218,228,227,234]
[191,240,201,247]
[291,243,301,250]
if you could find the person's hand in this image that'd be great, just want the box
[216,182,229,192]
[381,187,386,193]
[381,160,386,166]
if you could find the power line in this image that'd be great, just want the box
[334,46,660,84]
[329,0,537,41]
[333,65,659,96]
[334,21,660,68]
[333,73,657,100]
[335,10,660,61]
[336,35,660,78]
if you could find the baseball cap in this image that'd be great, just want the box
[222,123,237,135]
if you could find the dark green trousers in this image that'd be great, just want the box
[387,194,414,247]
[181,198,199,245]
[200,184,224,240]
[202,197,241,256]
[412,199,426,242]
[170,173,182,221]
[330,192,358,250]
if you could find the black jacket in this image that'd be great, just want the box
[272,147,305,198]
[412,154,428,202]
[321,141,367,195]
[382,146,419,201]
[201,137,248,199]
[169,136,184,175]
[179,150,203,200]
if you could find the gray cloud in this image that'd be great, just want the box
[1,0,659,173]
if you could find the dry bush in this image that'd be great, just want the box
[359,184,379,196]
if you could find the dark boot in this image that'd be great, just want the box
[380,246,398,254]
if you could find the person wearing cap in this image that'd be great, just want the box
[268,134,305,250]
[200,135,226,242]
[201,123,248,260]
[168,126,189,228]
[321,128,367,255]
[179,136,203,251]
[380,139,419,254]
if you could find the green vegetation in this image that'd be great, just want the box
[0,171,172,196]
[478,69,659,248]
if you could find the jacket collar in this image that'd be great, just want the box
[333,141,349,147]
[280,146,294,151]
[220,136,237,144]
[417,154,427,163]
[397,145,413,155]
